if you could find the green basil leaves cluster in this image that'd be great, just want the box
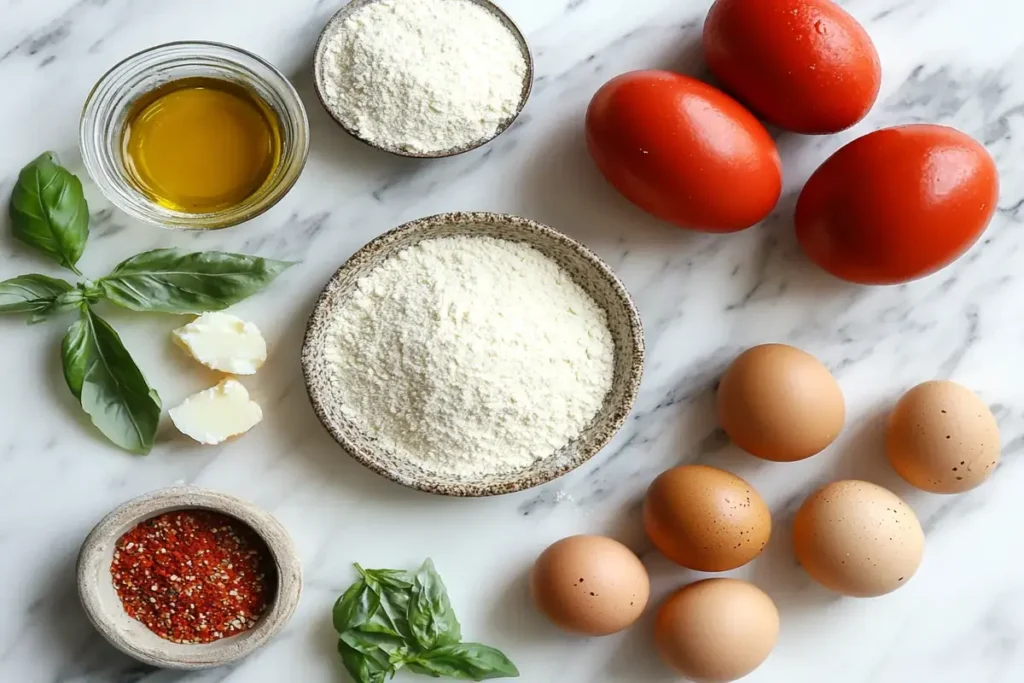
[334,560,519,682]
[1,152,292,453]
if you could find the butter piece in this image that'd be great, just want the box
[173,312,267,375]
[169,379,263,445]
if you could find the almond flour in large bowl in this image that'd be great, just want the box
[301,213,644,497]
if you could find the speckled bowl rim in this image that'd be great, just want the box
[311,0,535,159]
[76,487,302,670]
[300,212,645,497]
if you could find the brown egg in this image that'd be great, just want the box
[654,579,779,683]
[887,380,1000,493]
[718,344,845,462]
[644,465,771,571]
[530,535,650,636]
[793,480,924,597]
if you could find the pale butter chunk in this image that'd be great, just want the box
[169,379,263,445]
[173,312,267,375]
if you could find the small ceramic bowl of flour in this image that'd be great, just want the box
[312,0,534,158]
[301,213,644,497]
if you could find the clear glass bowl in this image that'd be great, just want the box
[81,41,309,230]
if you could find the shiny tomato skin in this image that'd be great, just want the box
[795,124,999,285]
[703,0,881,135]
[585,70,782,233]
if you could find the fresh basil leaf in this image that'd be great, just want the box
[334,580,371,633]
[372,582,413,642]
[409,559,462,649]
[340,629,409,660]
[0,274,74,321]
[335,572,409,640]
[98,248,293,314]
[338,640,389,683]
[8,152,88,274]
[357,565,414,641]
[62,306,161,454]
[410,643,519,680]
[362,568,414,590]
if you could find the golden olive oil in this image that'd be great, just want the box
[122,77,281,214]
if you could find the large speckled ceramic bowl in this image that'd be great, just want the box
[301,212,644,497]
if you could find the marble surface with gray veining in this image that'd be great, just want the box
[1,0,1023,681]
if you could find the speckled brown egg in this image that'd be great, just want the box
[654,579,779,683]
[793,480,924,597]
[718,343,845,462]
[530,535,650,636]
[887,380,1000,494]
[644,465,771,571]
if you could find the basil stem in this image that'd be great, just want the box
[8,152,89,274]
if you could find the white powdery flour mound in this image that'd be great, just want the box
[324,236,615,478]
[320,0,528,153]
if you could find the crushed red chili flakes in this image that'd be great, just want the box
[110,509,273,644]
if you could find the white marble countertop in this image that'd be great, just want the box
[2,0,1022,681]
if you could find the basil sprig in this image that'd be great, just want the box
[1,152,292,453]
[334,560,518,683]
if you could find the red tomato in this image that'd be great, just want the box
[703,0,881,134]
[796,125,999,285]
[585,70,782,233]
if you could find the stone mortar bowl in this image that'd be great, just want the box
[77,487,302,669]
[301,211,645,497]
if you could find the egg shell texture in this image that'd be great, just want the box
[654,578,779,683]
[717,343,845,462]
[530,535,650,636]
[644,465,771,572]
[793,480,924,597]
[887,380,1000,494]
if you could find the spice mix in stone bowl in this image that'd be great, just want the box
[302,212,644,496]
[77,487,302,669]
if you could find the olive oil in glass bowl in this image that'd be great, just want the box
[81,42,309,230]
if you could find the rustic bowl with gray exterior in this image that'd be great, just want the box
[77,487,302,669]
[301,212,644,497]
[311,0,534,158]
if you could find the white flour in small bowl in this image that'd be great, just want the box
[323,235,615,478]
[318,0,528,154]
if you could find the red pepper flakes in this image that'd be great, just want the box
[110,509,273,644]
